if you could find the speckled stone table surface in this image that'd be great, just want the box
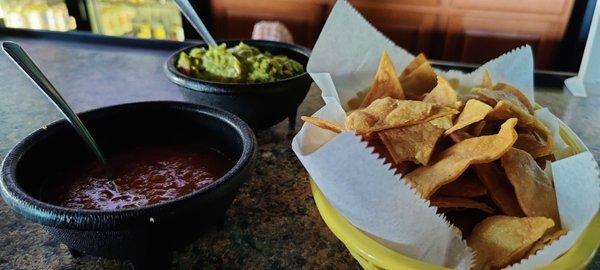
[0,36,598,270]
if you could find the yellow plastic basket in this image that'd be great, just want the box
[310,119,600,269]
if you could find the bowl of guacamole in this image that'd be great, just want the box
[176,42,304,84]
[164,39,312,130]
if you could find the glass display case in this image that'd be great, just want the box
[0,0,77,31]
[86,0,184,41]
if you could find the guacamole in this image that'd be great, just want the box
[176,42,304,83]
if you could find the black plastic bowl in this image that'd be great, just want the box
[0,101,256,269]
[164,39,312,130]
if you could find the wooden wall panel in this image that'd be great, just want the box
[349,1,439,56]
[443,15,562,68]
[210,0,575,69]
[211,0,327,47]
[451,0,569,15]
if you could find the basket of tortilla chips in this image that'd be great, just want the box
[292,1,600,269]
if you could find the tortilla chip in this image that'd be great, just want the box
[395,161,419,176]
[396,161,418,176]
[473,87,533,115]
[457,91,480,105]
[487,100,553,151]
[487,101,537,128]
[525,229,568,258]
[471,121,486,136]
[501,148,560,225]
[346,89,368,111]
[405,118,518,198]
[368,136,419,175]
[382,103,457,132]
[400,53,427,79]
[444,209,489,237]
[429,115,454,130]
[448,131,473,143]
[481,69,493,88]
[433,135,457,156]
[360,51,405,107]
[367,136,394,163]
[445,99,493,135]
[474,163,524,216]
[400,62,437,100]
[472,120,502,137]
[467,216,555,269]
[436,170,487,197]
[514,130,554,158]
[430,196,494,214]
[536,154,556,170]
[301,116,344,133]
[346,97,402,134]
[423,76,462,109]
[346,98,458,134]
[493,83,534,114]
[378,120,445,165]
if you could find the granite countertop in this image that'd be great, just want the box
[0,36,598,269]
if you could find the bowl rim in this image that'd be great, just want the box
[0,101,256,230]
[164,39,311,94]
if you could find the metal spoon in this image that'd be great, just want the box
[2,41,118,189]
[172,0,217,47]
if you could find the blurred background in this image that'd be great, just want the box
[0,0,596,72]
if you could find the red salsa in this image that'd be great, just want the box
[43,145,233,210]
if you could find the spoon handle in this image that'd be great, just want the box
[2,41,107,165]
[173,0,218,47]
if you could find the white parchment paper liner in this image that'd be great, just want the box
[293,1,600,269]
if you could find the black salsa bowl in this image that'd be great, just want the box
[164,39,312,130]
[0,101,256,268]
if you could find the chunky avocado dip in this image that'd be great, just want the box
[176,42,304,83]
